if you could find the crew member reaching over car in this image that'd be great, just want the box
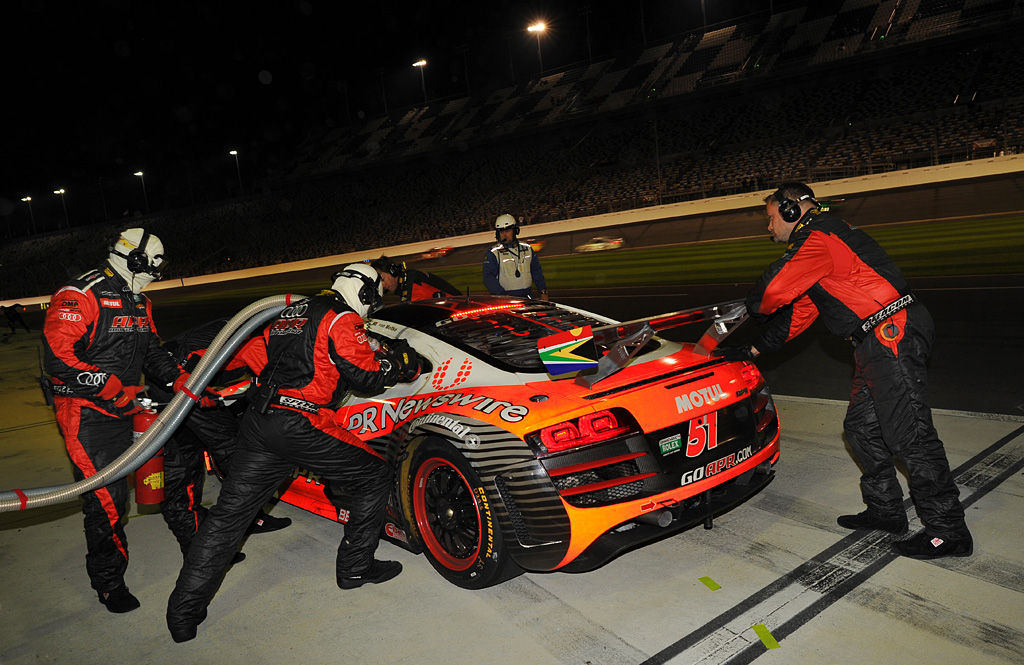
[167,263,426,643]
[370,255,460,301]
[723,182,971,560]
[483,213,548,299]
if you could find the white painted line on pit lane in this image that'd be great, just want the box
[646,423,1024,665]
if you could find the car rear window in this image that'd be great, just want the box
[376,300,660,373]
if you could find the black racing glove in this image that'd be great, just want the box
[390,339,424,383]
[712,345,756,363]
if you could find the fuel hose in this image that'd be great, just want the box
[0,294,304,513]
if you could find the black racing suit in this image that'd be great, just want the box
[42,263,183,594]
[746,210,967,539]
[148,319,251,555]
[168,292,404,629]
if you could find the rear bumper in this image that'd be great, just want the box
[558,452,778,572]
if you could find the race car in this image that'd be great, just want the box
[420,246,454,260]
[524,237,546,252]
[277,295,780,589]
[574,235,624,252]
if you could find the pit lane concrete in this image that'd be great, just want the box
[2,314,1023,665]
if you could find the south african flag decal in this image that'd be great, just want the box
[537,326,599,375]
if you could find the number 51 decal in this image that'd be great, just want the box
[685,412,719,457]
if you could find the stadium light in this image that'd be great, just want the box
[229,150,243,196]
[528,22,546,73]
[412,60,427,104]
[53,188,69,229]
[134,171,149,214]
[21,196,37,234]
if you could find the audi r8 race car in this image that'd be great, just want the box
[278,296,780,589]
[574,235,624,252]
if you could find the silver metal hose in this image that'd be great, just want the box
[0,294,303,513]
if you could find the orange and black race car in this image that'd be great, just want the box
[277,295,780,589]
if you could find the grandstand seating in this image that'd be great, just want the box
[2,0,1024,301]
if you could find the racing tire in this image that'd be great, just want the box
[409,438,522,589]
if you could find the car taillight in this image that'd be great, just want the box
[741,362,765,392]
[536,409,638,456]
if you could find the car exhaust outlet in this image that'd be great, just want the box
[703,489,714,530]
[638,509,673,528]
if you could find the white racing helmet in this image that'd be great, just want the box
[495,213,519,242]
[108,227,166,293]
[331,262,384,318]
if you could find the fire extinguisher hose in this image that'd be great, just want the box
[0,294,304,513]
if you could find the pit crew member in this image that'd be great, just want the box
[167,263,425,643]
[733,182,971,560]
[147,318,292,561]
[42,228,188,613]
[370,255,460,301]
[483,213,548,299]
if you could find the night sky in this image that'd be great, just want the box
[2,0,781,230]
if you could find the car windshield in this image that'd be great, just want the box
[375,300,660,373]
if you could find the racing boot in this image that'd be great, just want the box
[251,510,292,534]
[836,510,908,535]
[893,531,973,560]
[98,584,141,613]
[168,606,207,643]
[337,559,402,590]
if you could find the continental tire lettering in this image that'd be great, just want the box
[77,372,108,387]
[475,487,494,561]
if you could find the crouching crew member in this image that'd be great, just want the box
[43,228,189,613]
[483,213,548,299]
[167,263,425,643]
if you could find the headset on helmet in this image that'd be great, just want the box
[111,227,166,277]
[495,213,520,242]
[772,185,819,224]
[331,263,384,314]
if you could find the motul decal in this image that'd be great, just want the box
[100,298,122,308]
[681,446,753,486]
[431,358,472,390]
[685,412,719,457]
[675,384,726,413]
[346,392,529,435]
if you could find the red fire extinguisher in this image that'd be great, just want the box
[133,407,165,505]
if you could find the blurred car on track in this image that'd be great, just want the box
[575,236,624,252]
[524,238,545,252]
[421,246,454,260]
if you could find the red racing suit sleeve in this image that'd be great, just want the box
[233,334,269,375]
[328,311,401,393]
[43,286,107,396]
[746,231,834,353]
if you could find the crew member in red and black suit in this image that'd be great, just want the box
[147,318,292,561]
[370,255,461,301]
[43,228,189,613]
[167,263,425,643]
[722,182,971,560]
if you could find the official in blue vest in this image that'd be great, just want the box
[483,214,548,299]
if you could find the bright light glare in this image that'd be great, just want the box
[412,59,426,67]
[21,196,31,202]
[229,150,238,155]
[528,22,545,32]
[53,189,65,195]
[134,171,144,177]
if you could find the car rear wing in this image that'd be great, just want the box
[537,300,748,388]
